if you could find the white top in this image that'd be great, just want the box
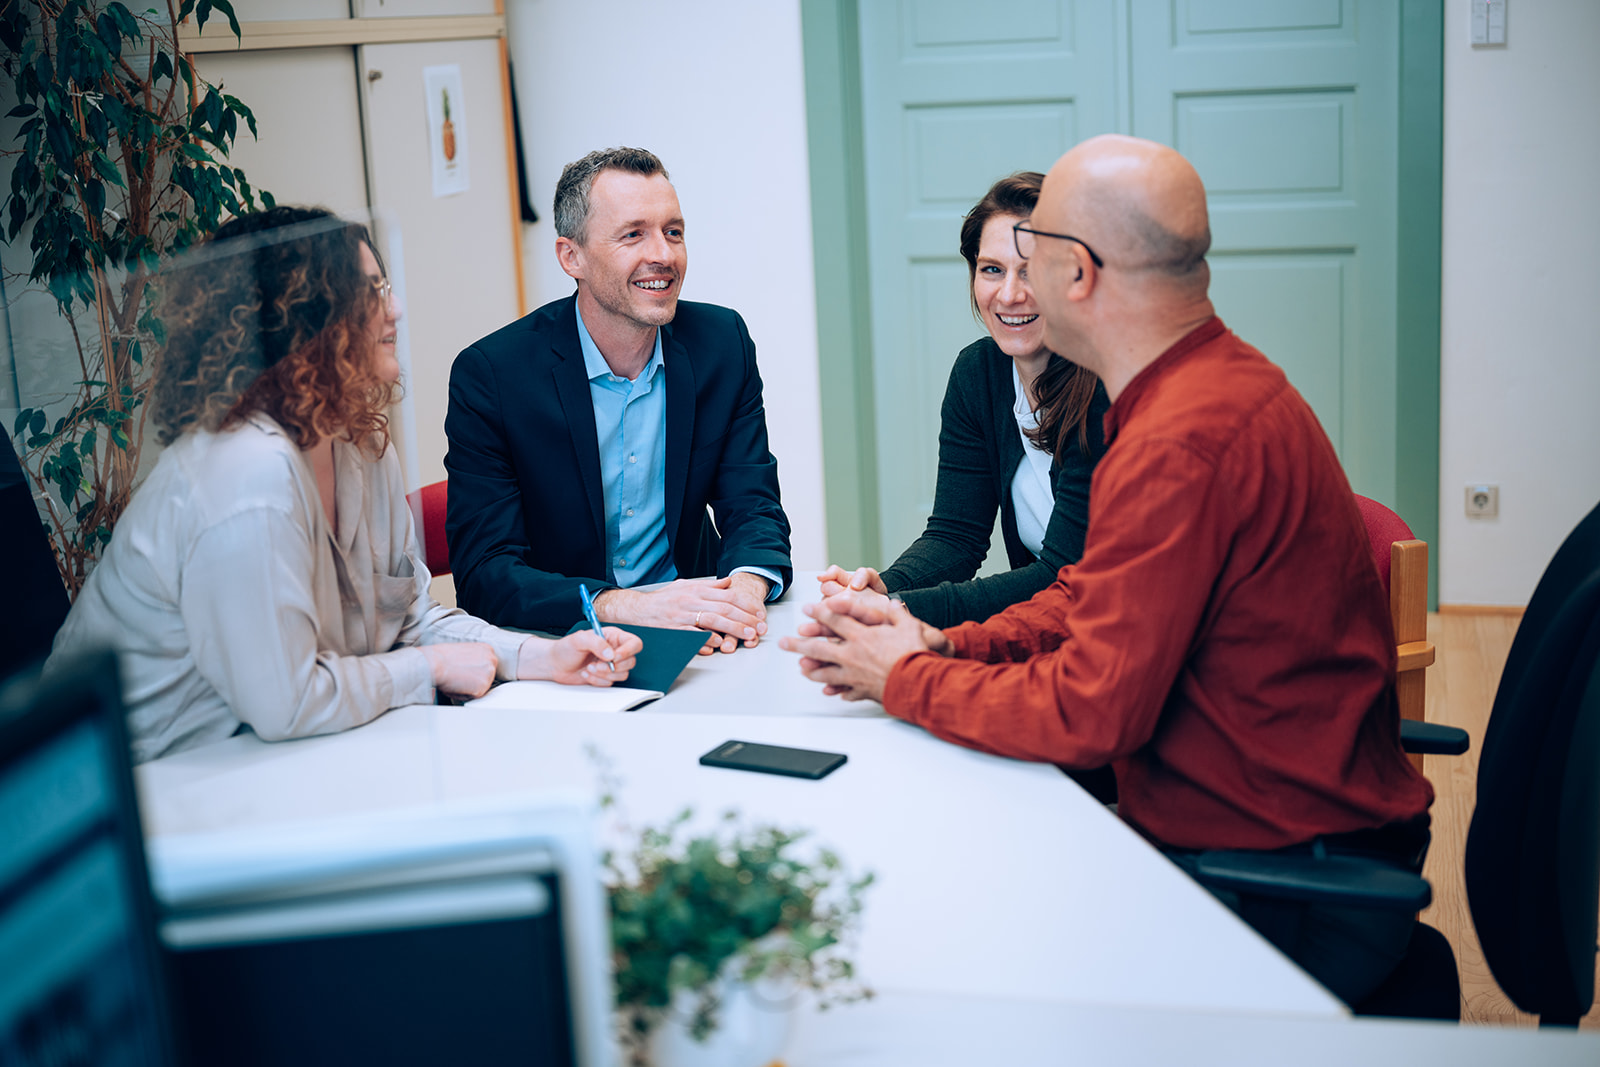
[136,704,1345,1019]
[48,414,525,763]
[1009,363,1056,557]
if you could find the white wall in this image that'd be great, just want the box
[504,0,827,571]
[1438,0,1600,605]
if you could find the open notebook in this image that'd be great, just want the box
[467,680,663,713]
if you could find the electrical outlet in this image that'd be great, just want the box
[1465,484,1499,519]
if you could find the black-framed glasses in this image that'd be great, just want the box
[1013,221,1104,268]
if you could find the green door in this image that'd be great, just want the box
[851,0,1412,567]
[1130,0,1400,501]
[857,0,1120,567]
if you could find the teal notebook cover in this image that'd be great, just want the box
[564,622,706,693]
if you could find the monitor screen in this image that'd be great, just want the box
[150,795,613,1067]
[0,655,177,1067]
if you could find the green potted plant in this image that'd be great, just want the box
[1,0,270,596]
[597,760,874,1066]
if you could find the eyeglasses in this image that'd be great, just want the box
[1013,221,1104,269]
[371,276,393,304]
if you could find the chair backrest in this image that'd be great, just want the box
[1,433,70,676]
[407,479,451,577]
[1353,494,1416,591]
[1465,500,1600,1024]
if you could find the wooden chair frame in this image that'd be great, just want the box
[1391,539,1434,771]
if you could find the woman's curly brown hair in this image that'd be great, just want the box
[149,205,395,457]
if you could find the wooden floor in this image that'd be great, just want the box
[1417,610,1600,1027]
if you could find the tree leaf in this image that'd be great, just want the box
[91,152,125,188]
[106,3,142,42]
[95,12,123,59]
[44,118,73,169]
[209,0,243,42]
[5,104,35,119]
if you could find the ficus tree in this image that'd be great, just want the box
[1,0,272,596]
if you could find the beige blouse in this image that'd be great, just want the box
[48,414,524,763]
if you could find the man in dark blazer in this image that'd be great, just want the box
[445,147,791,645]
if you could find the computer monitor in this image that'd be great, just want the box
[148,793,615,1067]
[0,651,179,1066]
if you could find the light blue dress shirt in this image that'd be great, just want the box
[575,307,782,598]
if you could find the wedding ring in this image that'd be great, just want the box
[694,611,703,628]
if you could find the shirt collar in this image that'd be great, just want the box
[574,302,664,384]
[1101,316,1226,443]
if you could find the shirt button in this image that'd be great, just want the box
[628,454,636,463]
[618,558,627,567]
[626,509,634,517]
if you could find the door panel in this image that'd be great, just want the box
[1132,0,1398,500]
[856,0,1403,570]
[191,49,369,216]
[359,38,520,490]
[858,0,1117,568]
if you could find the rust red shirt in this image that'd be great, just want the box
[883,318,1434,851]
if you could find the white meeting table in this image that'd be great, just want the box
[136,588,1600,1063]
[136,590,1344,1021]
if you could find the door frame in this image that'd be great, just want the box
[802,0,1444,604]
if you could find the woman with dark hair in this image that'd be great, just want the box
[819,172,1109,627]
[49,206,640,763]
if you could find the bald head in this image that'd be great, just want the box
[1039,134,1211,286]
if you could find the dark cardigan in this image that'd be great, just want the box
[880,336,1109,628]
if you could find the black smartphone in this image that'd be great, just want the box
[698,740,847,780]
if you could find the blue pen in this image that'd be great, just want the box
[578,583,614,672]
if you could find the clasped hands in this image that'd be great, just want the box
[594,571,772,654]
[779,584,951,704]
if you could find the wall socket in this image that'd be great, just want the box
[1466,484,1499,518]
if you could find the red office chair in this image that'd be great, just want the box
[406,479,451,577]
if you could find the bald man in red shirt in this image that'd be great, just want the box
[784,135,1432,1006]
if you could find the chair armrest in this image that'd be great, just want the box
[1192,851,1433,912]
[1399,719,1470,755]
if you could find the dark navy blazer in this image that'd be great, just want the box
[444,295,792,632]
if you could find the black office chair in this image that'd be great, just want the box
[1464,500,1600,1027]
[1,432,70,677]
[1192,500,1600,1023]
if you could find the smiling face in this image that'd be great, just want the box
[560,169,687,335]
[972,214,1048,362]
[358,242,402,384]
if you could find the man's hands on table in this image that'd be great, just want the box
[779,590,952,703]
[593,572,771,654]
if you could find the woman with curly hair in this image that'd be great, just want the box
[49,206,640,763]
[817,172,1109,627]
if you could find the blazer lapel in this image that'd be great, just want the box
[662,323,694,548]
[549,301,607,549]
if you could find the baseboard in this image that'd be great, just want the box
[1437,603,1526,616]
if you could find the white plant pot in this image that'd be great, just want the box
[645,976,795,1067]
